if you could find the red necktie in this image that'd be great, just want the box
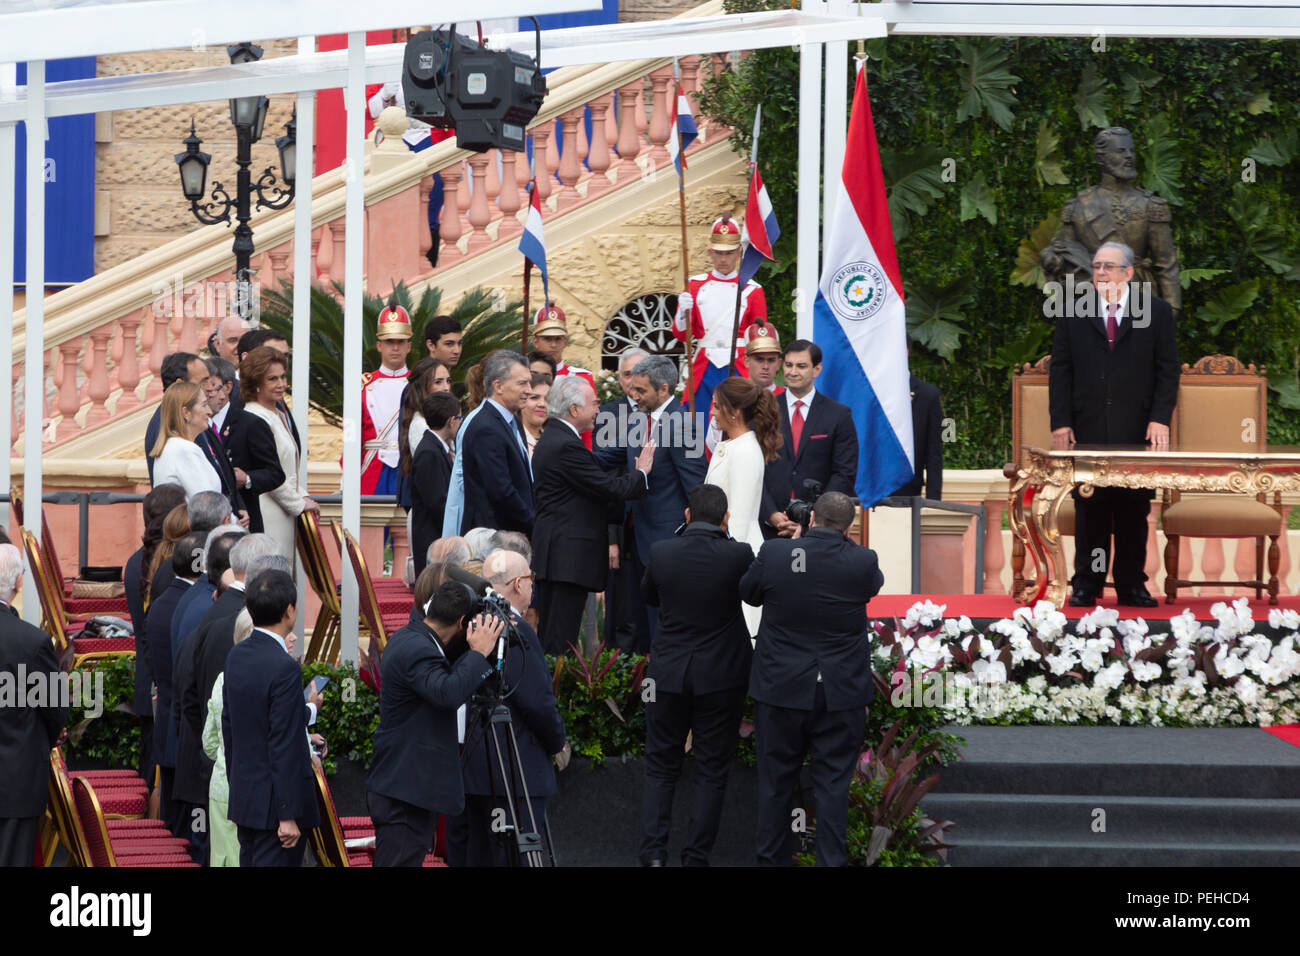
[791,400,805,456]
[1106,303,1118,352]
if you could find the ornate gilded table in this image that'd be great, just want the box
[1008,445,1300,608]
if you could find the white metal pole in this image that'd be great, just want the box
[340,33,364,664]
[822,0,848,258]
[292,35,315,645]
[21,60,45,623]
[0,64,15,536]
[795,33,822,340]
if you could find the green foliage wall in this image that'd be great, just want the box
[699,3,1300,467]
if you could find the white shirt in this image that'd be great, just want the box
[153,437,222,497]
[786,387,816,420]
[1100,289,1130,328]
[558,418,582,440]
[211,401,232,433]
[254,626,289,655]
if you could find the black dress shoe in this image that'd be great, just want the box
[1068,587,1099,607]
[1116,586,1158,608]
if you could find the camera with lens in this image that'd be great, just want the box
[785,479,823,534]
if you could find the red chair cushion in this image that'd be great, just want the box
[95,789,147,816]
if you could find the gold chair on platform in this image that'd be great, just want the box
[1161,355,1282,605]
[297,511,341,666]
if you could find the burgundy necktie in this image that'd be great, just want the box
[1106,303,1118,352]
[791,400,805,456]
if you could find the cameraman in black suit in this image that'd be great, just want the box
[638,484,754,867]
[366,580,503,867]
[741,491,883,867]
[760,341,859,539]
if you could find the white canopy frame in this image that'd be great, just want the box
[2,0,1297,650]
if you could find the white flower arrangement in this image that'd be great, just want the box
[876,599,1300,728]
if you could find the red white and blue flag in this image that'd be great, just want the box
[667,81,698,178]
[814,63,914,507]
[519,178,549,305]
[739,166,780,288]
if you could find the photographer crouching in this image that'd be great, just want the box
[366,578,504,867]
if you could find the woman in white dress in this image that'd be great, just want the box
[705,376,784,636]
[151,381,222,497]
[238,346,319,561]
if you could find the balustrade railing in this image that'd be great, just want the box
[10,9,731,456]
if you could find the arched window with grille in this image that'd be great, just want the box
[601,292,686,373]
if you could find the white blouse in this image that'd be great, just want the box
[153,437,222,497]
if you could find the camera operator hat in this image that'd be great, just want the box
[746,321,781,355]
[533,301,568,337]
[376,297,413,340]
[709,214,742,251]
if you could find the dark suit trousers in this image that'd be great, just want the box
[0,817,40,867]
[604,548,643,653]
[537,579,590,656]
[449,794,548,866]
[639,676,745,866]
[237,824,307,867]
[755,685,865,868]
[137,715,154,784]
[1072,487,1151,592]
[368,791,436,867]
[627,527,657,654]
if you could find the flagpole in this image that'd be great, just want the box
[674,60,695,416]
[728,104,761,376]
[523,146,537,352]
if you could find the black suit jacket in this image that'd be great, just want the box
[595,397,637,546]
[461,615,565,798]
[146,407,246,515]
[641,523,755,694]
[222,630,319,831]
[1049,294,1179,444]
[893,375,944,500]
[410,432,453,577]
[0,607,67,817]
[172,586,244,805]
[366,621,493,814]
[626,398,709,566]
[534,421,648,591]
[760,391,859,538]
[124,547,153,717]
[219,400,285,534]
[741,527,883,711]
[460,403,534,535]
[148,576,191,768]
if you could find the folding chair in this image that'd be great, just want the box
[309,762,442,868]
[297,511,341,665]
[70,777,196,867]
[22,530,134,669]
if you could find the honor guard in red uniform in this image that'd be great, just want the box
[360,300,413,496]
[672,214,768,414]
[706,321,786,454]
[533,302,596,449]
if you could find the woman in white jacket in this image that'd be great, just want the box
[151,381,222,497]
[705,376,784,638]
[238,346,318,561]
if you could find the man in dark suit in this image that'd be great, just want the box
[624,354,709,651]
[741,492,884,867]
[595,348,651,652]
[218,392,285,535]
[222,569,319,867]
[411,391,462,577]
[533,376,655,655]
[367,581,501,867]
[145,351,249,526]
[892,372,944,500]
[459,350,534,534]
[0,544,68,867]
[452,549,567,866]
[638,484,754,867]
[760,340,859,539]
[1050,241,1179,607]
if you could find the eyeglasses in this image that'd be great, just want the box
[1091,261,1128,272]
[511,573,534,584]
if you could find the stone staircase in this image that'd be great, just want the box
[923,725,1300,866]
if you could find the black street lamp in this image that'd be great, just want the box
[174,42,295,319]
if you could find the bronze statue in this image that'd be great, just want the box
[1040,127,1181,312]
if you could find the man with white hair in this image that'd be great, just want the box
[448,548,566,866]
[532,376,656,654]
[214,316,252,367]
[0,543,68,866]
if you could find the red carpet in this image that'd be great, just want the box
[868,592,1300,621]
[1264,726,1300,749]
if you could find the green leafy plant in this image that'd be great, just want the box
[881,145,947,242]
[1227,182,1296,276]
[1034,120,1070,188]
[259,281,524,425]
[1074,62,1109,130]
[301,661,380,775]
[550,644,647,765]
[955,39,1021,131]
[1139,112,1184,206]
[65,656,140,769]
[905,278,974,361]
[959,171,997,225]
[1199,278,1262,336]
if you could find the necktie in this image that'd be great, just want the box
[514,418,533,480]
[1106,303,1118,352]
[791,400,805,456]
